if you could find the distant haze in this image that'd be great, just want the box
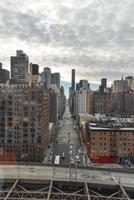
[61,81,99,97]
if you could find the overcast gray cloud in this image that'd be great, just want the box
[0,0,134,85]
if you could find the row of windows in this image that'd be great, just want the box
[91,137,134,141]
[92,142,134,146]
[90,131,134,135]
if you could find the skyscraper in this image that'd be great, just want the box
[2,69,9,83]
[99,78,107,93]
[41,67,51,89]
[76,83,80,91]
[31,64,39,75]
[51,72,60,88]
[113,78,128,93]
[0,63,9,83]
[72,69,75,91]
[79,80,89,90]
[101,78,107,88]
[125,76,134,91]
[30,63,40,85]
[11,50,29,82]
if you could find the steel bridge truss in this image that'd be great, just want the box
[0,179,133,200]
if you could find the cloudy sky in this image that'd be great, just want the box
[0,0,134,94]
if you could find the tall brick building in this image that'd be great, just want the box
[111,92,134,117]
[0,84,49,162]
[94,92,111,115]
[84,121,134,164]
[94,91,134,117]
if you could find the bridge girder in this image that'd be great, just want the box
[0,179,132,200]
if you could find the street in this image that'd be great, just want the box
[1,165,134,189]
[43,104,90,167]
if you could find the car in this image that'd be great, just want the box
[78,149,81,154]
[48,155,52,162]
[62,152,65,159]
[70,160,74,166]
[76,156,80,163]
[70,150,73,155]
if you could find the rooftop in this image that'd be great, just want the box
[88,118,134,131]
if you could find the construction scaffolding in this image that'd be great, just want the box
[0,178,133,200]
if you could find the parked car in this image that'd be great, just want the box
[70,160,74,166]
[78,149,81,154]
[76,155,80,163]
[70,150,73,155]
[62,152,65,159]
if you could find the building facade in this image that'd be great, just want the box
[125,76,134,91]
[71,69,75,91]
[79,80,89,90]
[0,63,9,83]
[51,73,60,88]
[111,92,134,117]
[86,91,94,114]
[29,63,40,85]
[11,50,29,82]
[41,67,51,89]
[49,89,58,123]
[84,121,134,164]
[113,79,128,93]
[0,84,49,162]
[94,92,112,115]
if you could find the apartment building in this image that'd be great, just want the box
[113,79,128,93]
[94,92,112,115]
[0,84,49,162]
[11,50,29,82]
[84,121,134,164]
[111,92,134,117]
[86,91,94,114]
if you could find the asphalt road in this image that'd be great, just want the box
[43,104,90,167]
[1,165,134,190]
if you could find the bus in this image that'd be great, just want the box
[54,155,60,165]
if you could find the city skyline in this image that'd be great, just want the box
[1,0,134,88]
[1,1,134,196]
[1,50,133,97]
[0,50,100,97]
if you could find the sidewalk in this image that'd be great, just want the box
[75,124,91,167]
[43,142,54,164]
